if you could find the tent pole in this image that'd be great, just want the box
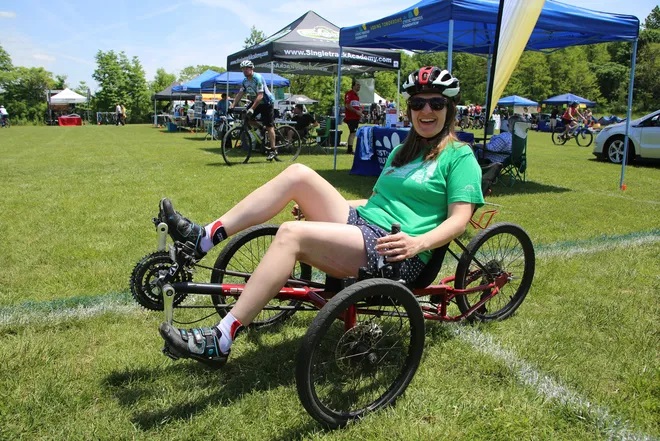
[154,99,157,126]
[619,37,638,190]
[396,69,400,117]
[334,49,344,171]
[483,0,506,141]
[447,19,454,71]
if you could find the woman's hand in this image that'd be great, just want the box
[291,204,304,220]
[374,232,422,262]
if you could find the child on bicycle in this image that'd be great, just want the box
[0,105,8,127]
[560,101,585,139]
[158,66,485,367]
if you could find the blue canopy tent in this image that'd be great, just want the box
[497,95,538,107]
[199,71,291,92]
[542,93,596,108]
[172,69,220,93]
[338,0,640,187]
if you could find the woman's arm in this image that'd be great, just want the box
[375,202,474,261]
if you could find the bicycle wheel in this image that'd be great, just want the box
[221,126,253,165]
[455,223,535,322]
[576,129,593,147]
[296,278,425,429]
[210,224,311,328]
[274,125,302,161]
[551,131,567,145]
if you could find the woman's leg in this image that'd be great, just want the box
[218,163,350,236]
[230,220,367,325]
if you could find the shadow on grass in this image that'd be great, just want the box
[102,317,459,437]
[490,180,570,196]
[586,157,660,169]
[103,335,305,431]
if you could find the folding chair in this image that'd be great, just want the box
[500,122,530,186]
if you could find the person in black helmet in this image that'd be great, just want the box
[157,66,484,367]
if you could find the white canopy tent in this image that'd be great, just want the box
[50,88,88,105]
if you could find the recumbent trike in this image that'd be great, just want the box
[129,164,535,429]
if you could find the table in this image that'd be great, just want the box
[350,126,476,176]
[58,115,82,126]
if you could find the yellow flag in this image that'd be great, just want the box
[489,0,545,118]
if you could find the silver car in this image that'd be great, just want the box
[593,109,660,163]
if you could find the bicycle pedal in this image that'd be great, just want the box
[162,345,180,360]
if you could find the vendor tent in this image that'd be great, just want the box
[226,10,400,75]
[199,71,290,91]
[50,88,87,104]
[339,0,639,187]
[152,82,196,101]
[288,94,318,105]
[339,0,638,54]
[542,93,596,107]
[172,69,221,93]
[497,95,538,107]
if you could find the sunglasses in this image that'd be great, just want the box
[408,96,448,111]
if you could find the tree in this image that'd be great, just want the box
[124,55,151,122]
[178,65,224,83]
[1,66,54,123]
[244,26,266,48]
[643,6,660,29]
[93,50,129,113]
[0,45,13,72]
[151,68,176,95]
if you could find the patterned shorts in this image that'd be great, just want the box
[347,207,426,284]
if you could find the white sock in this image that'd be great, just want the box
[215,312,242,354]
[201,220,227,252]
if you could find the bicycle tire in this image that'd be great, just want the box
[576,129,593,147]
[274,124,302,161]
[210,224,311,328]
[551,131,567,145]
[296,278,425,429]
[221,126,253,165]
[454,223,535,322]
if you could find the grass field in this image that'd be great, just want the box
[0,124,658,440]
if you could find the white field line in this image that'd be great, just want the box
[536,233,660,259]
[0,299,140,327]
[580,189,660,206]
[454,326,657,441]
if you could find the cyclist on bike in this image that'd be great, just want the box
[560,101,585,139]
[230,60,279,161]
[157,66,485,367]
[0,105,9,127]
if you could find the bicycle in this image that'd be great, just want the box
[221,107,302,165]
[551,121,593,146]
[1,115,10,128]
[205,115,236,141]
[129,164,536,428]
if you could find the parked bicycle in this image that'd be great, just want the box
[552,121,593,147]
[221,107,302,165]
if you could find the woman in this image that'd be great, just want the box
[159,66,485,367]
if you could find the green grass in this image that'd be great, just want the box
[0,124,658,440]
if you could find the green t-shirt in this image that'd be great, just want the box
[356,141,484,263]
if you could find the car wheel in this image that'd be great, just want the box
[605,137,634,164]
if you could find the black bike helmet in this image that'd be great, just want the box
[401,67,460,101]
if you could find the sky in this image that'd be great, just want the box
[0,0,656,92]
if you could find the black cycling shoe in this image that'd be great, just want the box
[158,198,206,259]
[159,322,228,368]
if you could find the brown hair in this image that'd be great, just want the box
[391,97,460,167]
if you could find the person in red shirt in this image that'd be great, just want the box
[560,101,585,139]
[344,79,362,154]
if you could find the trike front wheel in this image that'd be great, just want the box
[454,223,535,322]
[210,224,310,328]
[296,279,425,429]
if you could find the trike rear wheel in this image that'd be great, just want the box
[210,225,311,328]
[296,279,425,429]
[454,223,535,322]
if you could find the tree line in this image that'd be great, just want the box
[0,7,657,125]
